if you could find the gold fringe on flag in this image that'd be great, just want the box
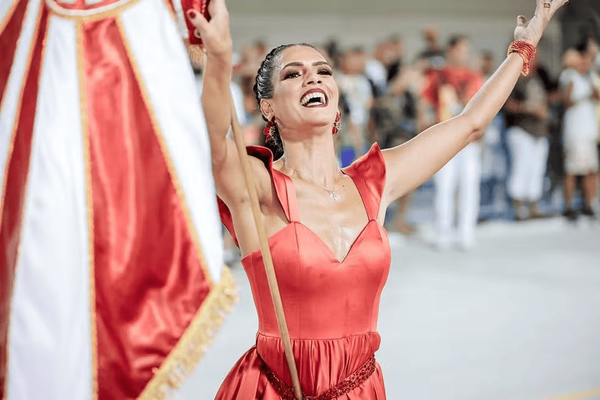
[138,267,238,400]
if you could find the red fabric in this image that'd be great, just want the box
[81,18,211,399]
[0,0,28,105]
[421,66,483,121]
[0,7,48,397]
[217,144,390,399]
[180,0,211,46]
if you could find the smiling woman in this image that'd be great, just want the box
[252,43,335,157]
[186,0,568,398]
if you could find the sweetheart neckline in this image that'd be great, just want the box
[241,219,387,265]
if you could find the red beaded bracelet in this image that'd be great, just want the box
[507,41,536,76]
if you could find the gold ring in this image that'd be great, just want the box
[194,28,201,39]
[543,1,552,8]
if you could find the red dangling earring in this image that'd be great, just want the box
[263,117,276,143]
[332,112,341,135]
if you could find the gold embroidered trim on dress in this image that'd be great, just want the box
[76,20,99,400]
[138,267,238,400]
[44,0,140,22]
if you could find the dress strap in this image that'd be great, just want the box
[342,143,386,221]
[217,146,299,247]
[278,172,300,222]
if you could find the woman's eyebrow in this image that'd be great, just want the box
[281,61,331,70]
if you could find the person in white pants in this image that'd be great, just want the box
[421,36,484,250]
[434,143,482,249]
[503,64,550,220]
[506,128,549,216]
[559,45,600,220]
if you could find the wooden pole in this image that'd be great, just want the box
[229,101,303,400]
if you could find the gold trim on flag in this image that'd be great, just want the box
[44,0,140,22]
[0,0,20,36]
[0,0,43,228]
[115,15,215,287]
[138,267,238,400]
[76,20,99,400]
[3,3,49,397]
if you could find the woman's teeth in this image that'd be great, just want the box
[300,92,326,107]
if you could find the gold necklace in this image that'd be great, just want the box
[284,161,340,201]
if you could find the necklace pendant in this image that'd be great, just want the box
[331,192,339,201]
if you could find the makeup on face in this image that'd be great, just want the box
[278,60,334,108]
[280,61,333,81]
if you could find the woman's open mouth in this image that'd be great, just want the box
[300,89,328,108]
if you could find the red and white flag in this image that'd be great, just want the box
[0,0,235,398]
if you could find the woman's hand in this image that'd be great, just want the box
[186,0,232,60]
[513,0,569,46]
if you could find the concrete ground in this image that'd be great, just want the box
[176,217,600,400]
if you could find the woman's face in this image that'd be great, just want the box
[262,46,339,138]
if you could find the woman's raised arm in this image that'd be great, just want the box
[187,0,271,209]
[381,0,568,205]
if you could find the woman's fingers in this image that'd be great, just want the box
[517,15,528,28]
[185,0,232,56]
[536,0,569,19]
[187,9,208,30]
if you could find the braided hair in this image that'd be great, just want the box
[253,43,322,159]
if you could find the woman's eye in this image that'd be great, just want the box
[284,71,300,80]
[319,68,333,76]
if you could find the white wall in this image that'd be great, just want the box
[228,0,537,18]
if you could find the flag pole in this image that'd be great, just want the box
[228,100,303,400]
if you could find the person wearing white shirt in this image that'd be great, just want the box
[559,46,600,219]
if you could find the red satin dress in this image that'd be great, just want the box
[217,144,390,399]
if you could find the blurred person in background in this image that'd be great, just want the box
[236,41,277,148]
[591,39,600,196]
[422,35,484,250]
[419,26,445,69]
[323,38,344,71]
[480,50,496,80]
[531,37,566,201]
[368,58,427,235]
[337,47,374,164]
[503,57,551,220]
[385,36,406,83]
[238,42,264,78]
[559,41,600,220]
[479,51,509,218]
[365,36,406,97]
[365,40,392,97]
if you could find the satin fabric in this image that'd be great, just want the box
[218,144,390,399]
[81,17,211,399]
[0,0,28,102]
[53,0,122,10]
[0,5,48,395]
[1,0,225,398]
